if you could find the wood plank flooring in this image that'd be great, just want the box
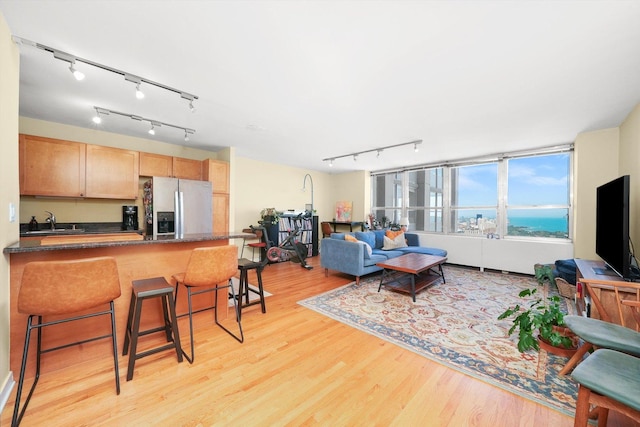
[2,257,638,426]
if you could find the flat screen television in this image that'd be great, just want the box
[595,175,632,279]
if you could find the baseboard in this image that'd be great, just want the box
[0,372,15,415]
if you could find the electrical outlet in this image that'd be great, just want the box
[9,202,16,222]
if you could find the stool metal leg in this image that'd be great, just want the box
[126,297,144,381]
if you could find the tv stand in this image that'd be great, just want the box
[575,259,640,327]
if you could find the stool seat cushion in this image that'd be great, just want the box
[564,315,640,356]
[572,349,640,412]
[238,258,262,269]
[18,257,122,315]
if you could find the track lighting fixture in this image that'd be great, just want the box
[69,63,85,81]
[323,140,422,166]
[91,106,195,141]
[181,93,197,113]
[15,37,199,107]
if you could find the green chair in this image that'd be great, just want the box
[559,315,640,375]
[571,349,640,426]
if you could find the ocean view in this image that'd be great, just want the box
[508,216,568,233]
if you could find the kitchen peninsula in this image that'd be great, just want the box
[4,231,253,379]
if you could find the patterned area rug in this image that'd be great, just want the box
[298,265,577,416]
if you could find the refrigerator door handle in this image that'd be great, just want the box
[178,191,185,237]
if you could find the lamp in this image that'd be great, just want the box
[302,174,314,214]
[399,217,409,231]
[323,140,422,166]
[15,37,198,109]
[92,106,195,140]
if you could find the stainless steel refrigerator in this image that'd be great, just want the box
[143,177,213,238]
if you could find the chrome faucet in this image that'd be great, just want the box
[45,211,56,230]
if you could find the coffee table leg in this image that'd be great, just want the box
[411,274,416,302]
[439,264,445,283]
[378,269,387,293]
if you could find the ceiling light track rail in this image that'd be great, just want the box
[93,106,195,140]
[13,36,198,104]
[323,139,422,167]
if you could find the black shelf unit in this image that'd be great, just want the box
[264,215,318,259]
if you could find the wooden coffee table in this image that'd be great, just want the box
[377,253,447,302]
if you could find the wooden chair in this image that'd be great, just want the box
[321,221,333,238]
[571,349,640,426]
[172,245,243,364]
[560,279,640,376]
[12,257,122,427]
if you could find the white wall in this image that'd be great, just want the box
[0,11,19,410]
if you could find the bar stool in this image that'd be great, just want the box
[123,277,183,381]
[12,257,122,427]
[236,257,268,320]
[173,245,243,364]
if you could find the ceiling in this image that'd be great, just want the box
[1,1,639,174]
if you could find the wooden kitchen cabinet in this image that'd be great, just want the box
[19,134,86,197]
[139,152,173,177]
[213,193,230,234]
[85,144,139,199]
[173,157,202,180]
[203,159,230,193]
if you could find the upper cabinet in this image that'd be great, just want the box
[203,159,230,193]
[19,134,86,197]
[85,145,139,199]
[172,157,203,180]
[139,152,173,177]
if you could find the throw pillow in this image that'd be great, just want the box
[354,231,376,249]
[344,234,372,258]
[385,229,404,240]
[344,234,358,242]
[382,233,408,250]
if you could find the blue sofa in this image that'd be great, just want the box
[320,230,447,284]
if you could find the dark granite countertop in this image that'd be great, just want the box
[4,231,254,254]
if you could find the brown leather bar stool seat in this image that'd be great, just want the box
[12,257,122,427]
[236,257,268,320]
[173,245,243,364]
[123,277,183,381]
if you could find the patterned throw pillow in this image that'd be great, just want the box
[382,233,408,250]
[344,234,358,242]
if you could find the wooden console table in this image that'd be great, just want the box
[329,221,364,232]
[574,259,640,327]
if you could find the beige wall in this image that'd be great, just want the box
[619,103,640,245]
[573,127,620,259]
[0,11,19,407]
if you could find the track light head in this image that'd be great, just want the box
[92,115,101,124]
[353,154,358,162]
[69,63,85,81]
[329,159,333,167]
[148,125,155,135]
[136,83,145,99]
[184,130,190,142]
[414,143,419,152]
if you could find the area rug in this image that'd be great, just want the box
[228,277,272,307]
[298,265,578,416]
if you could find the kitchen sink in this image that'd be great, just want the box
[24,229,85,235]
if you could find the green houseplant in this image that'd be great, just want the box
[498,265,575,353]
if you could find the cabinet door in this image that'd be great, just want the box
[139,152,172,177]
[212,193,229,234]
[85,145,139,199]
[203,159,229,193]
[19,134,86,197]
[173,157,202,180]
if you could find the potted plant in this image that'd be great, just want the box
[498,281,577,355]
[259,208,280,224]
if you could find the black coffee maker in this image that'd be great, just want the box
[122,206,139,231]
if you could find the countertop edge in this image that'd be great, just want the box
[4,232,254,254]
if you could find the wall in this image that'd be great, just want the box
[0,11,19,410]
[18,118,221,224]
[327,171,369,223]
[573,128,620,259]
[619,103,640,248]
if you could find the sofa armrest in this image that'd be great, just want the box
[320,237,366,276]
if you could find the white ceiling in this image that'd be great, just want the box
[1,0,639,174]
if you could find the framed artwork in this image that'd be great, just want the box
[335,201,352,222]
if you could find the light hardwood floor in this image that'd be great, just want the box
[1,256,638,426]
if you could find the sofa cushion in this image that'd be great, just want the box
[383,233,408,250]
[354,231,376,249]
[372,230,386,249]
[345,233,372,258]
[364,253,387,266]
[397,246,448,257]
[373,248,405,259]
